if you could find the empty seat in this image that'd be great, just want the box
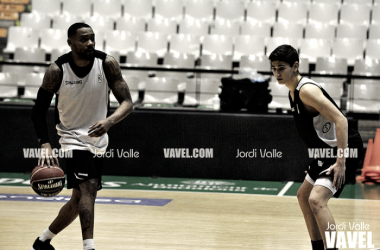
[0,72,18,99]
[104,30,136,57]
[4,26,39,53]
[124,0,153,20]
[272,23,304,39]
[308,2,339,25]
[210,20,240,36]
[343,0,372,4]
[154,0,184,21]
[115,17,146,33]
[304,23,336,40]
[369,24,380,39]
[125,51,158,79]
[199,78,221,105]
[299,38,331,63]
[233,36,265,61]
[87,16,115,33]
[62,0,92,18]
[156,52,195,81]
[240,21,271,37]
[332,38,364,65]
[365,39,380,60]
[353,58,380,75]
[239,55,271,72]
[14,47,46,62]
[22,72,44,100]
[143,77,179,104]
[147,18,177,34]
[215,0,245,22]
[201,35,233,56]
[136,32,168,57]
[31,0,61,17]
[315,57,348,74]
[349,80,380,113]
[93,0,122,18]
[371,5,380,25]
[340,4,371,26]
[169,33,201,57]
[52,14,83,30]
[198,54,233,79]
[184,0,214,22]
[178,18,209,36]
[40,28,68,53]
[246,1,277,25]
[20,12,51,29]
[336,24,368,40]
[277,2,308,25]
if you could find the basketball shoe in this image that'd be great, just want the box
[31,237,55,250]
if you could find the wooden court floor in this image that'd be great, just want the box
[1,185,380,250]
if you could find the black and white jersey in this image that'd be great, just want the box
[289,77,361,150]
[54,50,109,154]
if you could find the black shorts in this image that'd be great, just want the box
[66,150,104,190]
[306,145,362,198]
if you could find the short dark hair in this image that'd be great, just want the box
[67,23,92,38]
[269,44,299,68]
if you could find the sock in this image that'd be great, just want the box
[83,239,94,250]
[39,227,56,242]
[311,239,324,250]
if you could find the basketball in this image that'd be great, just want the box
[30,164,65,197]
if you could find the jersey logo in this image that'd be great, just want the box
[65,80,82,85]
[98,74,102,84]
[322,122,331,133]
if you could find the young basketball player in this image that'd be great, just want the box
[269,45,362,250]
[30,23,133,250]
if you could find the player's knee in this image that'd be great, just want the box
[308,195,326,214]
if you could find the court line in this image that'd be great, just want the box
[277,181,294,196]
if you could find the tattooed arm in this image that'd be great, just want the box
[88,55,133,137]
[31,63,63,166]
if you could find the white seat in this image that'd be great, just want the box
[22,72,44,99]
[40,28,68,53]
[368,24,380,39]
[198,54,233,79]
[353,58,380,75]
[266,37,300,57]
[332,38,364,65]
[210,20,240,36]
[298,57,309,74]
[233,36,265,61]
[62,0,92,18]
[52,14,83,30]
[178,18,209,36]
[13,48,46,62]
[125,51,158,79]
[20,12,51,29]
[215,0,245,23]
[315,57,348,74]
[299,38,331,63]
[169,33,201,57]
[365,39,380,60]
[336,24,368,40]
[154,0,184,21]
[371,5,380,25]
[156,52,195,81]
[277,2,308,25]
[239,55,271,72]
[104,30,136,57]
[147,18,177,34]
[308,3,339,25]
[4,26,39,53]
[340,4,371,26]
[143,77,179,104]
[199,78,221,105]
[31,0,61,17]
[184,0,214,22]
[115,17,146,32]
[246,1,277,25]
[201,35,233,56]
[272,23,304,39]
[343,0,372,4]
[93,0,122,18]
[87,16,115,33]
[136,32,168,57]
[240,21,271,37]
[0,72,18,98]
[124,0,153,20]
[304,23,336,40]
[349,80,380,113]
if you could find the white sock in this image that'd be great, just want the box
[83,239,94,250]
[39,227,56,242]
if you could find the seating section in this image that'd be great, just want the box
[3,0,380,112]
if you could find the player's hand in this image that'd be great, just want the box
[88,119,113,137]
[39,143,59,167]
[326,161,346,189]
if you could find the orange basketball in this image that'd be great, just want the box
[30,164,65,197]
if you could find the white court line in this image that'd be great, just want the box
[277,181,294,196]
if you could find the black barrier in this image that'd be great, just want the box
[0,104,361,183]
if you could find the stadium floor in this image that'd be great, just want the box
[1,173,380,249]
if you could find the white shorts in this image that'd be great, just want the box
[305,174,337,195]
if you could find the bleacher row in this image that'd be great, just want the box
[1,0,380,112]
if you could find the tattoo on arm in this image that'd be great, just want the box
[41,63,63,93]
[104,55,132,103]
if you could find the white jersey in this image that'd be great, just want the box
[55,51,109,154]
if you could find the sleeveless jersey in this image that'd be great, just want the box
[289,77,361,150]
[55,51,109,154]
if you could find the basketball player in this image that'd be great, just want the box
[269,45,362,250]
[30,23,133,250]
